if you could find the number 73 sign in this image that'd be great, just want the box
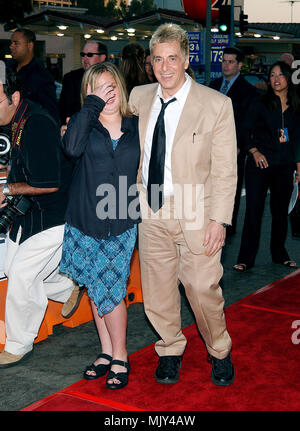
[187,32,230,66]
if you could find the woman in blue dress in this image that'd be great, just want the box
[60,62,141,389]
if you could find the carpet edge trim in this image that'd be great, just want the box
[63,389,144,411]
[241,303,300,317]
[21,393,59,411]
[232,269,300,305]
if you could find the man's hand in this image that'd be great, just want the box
[203,220,226,256]
[0,186,7,209]
[295,164,300,184]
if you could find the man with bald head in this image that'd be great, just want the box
[59,39,108,125]
[280,52,294,67]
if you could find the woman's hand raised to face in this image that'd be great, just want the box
[87,82,116,104]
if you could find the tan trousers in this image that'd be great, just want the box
[138,192,232,360]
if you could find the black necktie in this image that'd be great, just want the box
[147,97,176,212]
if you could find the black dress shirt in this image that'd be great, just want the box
[8,100,73,244]
[8,58,59,123]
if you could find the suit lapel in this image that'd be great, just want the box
[173,80,204,148]
[226,74,241,98]
[136,84,158,183]
[138,85,157,152]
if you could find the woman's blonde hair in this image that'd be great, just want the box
[81,62,132,117]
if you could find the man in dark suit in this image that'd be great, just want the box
[59,39,108,125]
[210,47,257,235]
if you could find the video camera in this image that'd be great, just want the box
[0,133,32,234]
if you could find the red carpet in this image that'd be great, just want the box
[22,270,300,411]
[239,269,300,317]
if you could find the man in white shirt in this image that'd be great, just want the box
[129,23,237,386]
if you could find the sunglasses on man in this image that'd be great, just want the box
[80,52,105,57]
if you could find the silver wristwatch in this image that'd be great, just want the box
[2,183,10,196]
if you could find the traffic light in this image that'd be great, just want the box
[239,10,248,34]
[218,5,231,34]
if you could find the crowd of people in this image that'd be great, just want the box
[0,24,299,393]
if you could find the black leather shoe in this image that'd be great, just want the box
[209,352,235,386]
[155,355,182,384]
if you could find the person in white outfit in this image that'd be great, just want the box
[0,66,80,368]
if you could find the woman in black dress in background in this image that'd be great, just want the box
[234,61,300,271]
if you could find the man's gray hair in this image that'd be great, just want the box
[149,23,189,60]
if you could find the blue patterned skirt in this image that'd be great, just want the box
[59,223,137,316]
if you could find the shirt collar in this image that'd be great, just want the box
[12,57,35,73]
[121,115,136,133]
[156,73,192,108]
[223,72,240,88]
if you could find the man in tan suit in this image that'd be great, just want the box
[129,23,237,386]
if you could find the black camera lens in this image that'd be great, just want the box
[0,195,32,234]
[0,209,14,234]
[0,134,10,155]
[0,134,11,166]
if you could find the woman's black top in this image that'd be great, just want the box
[61,95,141,239]
[242,95,300,166]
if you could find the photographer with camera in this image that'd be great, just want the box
[0,67,81,368]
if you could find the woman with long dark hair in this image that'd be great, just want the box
[120,42,147,96]
[234,61,300,271]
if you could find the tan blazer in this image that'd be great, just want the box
[129,79,237,254]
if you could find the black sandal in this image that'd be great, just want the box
[83,353,112,380]
[282,260,297,268]
[106,359,130,390]
[233,263,249,272]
